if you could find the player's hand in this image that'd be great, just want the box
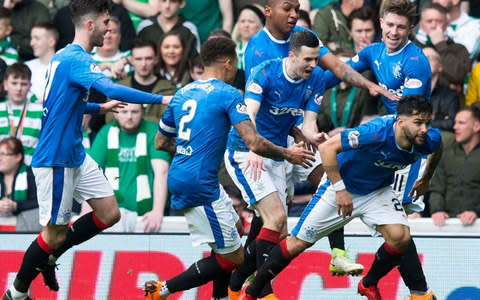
[285,141,315,168]
[142,210,163,232]
[311,132,329,146]
[408,178,430,201]
[368,83,400,101]
[245,151,265,181]
[335,190,353,219]
[457,211,477,226]
[162,95,173,105]
[290,126,315,152]
[432,211,449,226]
[100,100,127,113]
[0,197,16,213]
[111,59,128,80]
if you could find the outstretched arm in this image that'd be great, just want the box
[320,52,399,101]
[234,120,315,167]
[92,77,167,105]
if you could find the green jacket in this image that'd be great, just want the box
[9,0,50,60]
[429,142,480,216]
[106,75,176,124]
[312,3,352,50]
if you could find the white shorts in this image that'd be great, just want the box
[183,186,241,254]
[33,155,114,226]
[224,149,287,212]
[292,177,409,244]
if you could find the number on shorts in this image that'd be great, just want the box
[178,99,197,140]
[392,173,406,193]
[391,198,404,212]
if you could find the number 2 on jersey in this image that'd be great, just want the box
[178,99,197,140]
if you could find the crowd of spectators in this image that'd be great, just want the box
[0,0,479,232]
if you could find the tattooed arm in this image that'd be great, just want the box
[155,132,176,154]
[319,52,399,101]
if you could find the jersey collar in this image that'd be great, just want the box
[264,27,290,44]
[385,40,411,56]
[282,58,304,83]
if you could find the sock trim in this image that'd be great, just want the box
[384,242,405,256]
[256,227,280,244]
[37,234,54,254]
[92,212,110,230]
[214,254,238,273]
[279,239,294,260]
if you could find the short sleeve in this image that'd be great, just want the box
[402,57,432,99]
[305,69,326,113]
[244,62,270,102]
[340,118,387,151]
[225,89,251,126]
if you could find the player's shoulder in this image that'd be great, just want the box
[251,58,281,78]
[248,28,268,45]
[359,115,395,135]
[403,42,429,63]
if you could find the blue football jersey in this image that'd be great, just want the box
[324,41,432,114]
[159,79,250,210]
[228,58,325,152]
[336,115,441,195]
[32,44,106,168]
[244,26,329,79]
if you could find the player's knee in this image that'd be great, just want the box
[389,228,411,251]
[109,206,121,225]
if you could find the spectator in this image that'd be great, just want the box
[136,0,200,61]
[0,137,40,231]
[89,103,171,232]
[0,7,17,66]
[231,4,264,71]
[312,0,364,51]
[107,39,176,124]
[180,0,234,43]
[188,54,203,81]
[414,3,471,90]
[25,22,58,103]
[465,62,480,106]
[433,0,480,58]
[423,46,459,131]
[316,48,380,135]
[53,0,135,51]
[3,0,50,61]
[429,104,480,226]
[157,31,190,90]
[296,9,312,28]
[0,63,42,165]
[348,6,377,53]
[91,17,132,81]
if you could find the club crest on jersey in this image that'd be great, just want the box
[304,87,312,101]
[247,82,263,94]
[90,63,102,73]
[236,103,248,114]
[348,130,360,148]
[404,78,423,89]
[314,93,323,105]
[393,62,402,79]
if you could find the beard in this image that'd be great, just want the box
[403,126,425,146]
[92,30,105,48]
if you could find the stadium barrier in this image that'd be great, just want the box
[0,217,479,300]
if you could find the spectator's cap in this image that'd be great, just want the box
[239,5,265,26]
